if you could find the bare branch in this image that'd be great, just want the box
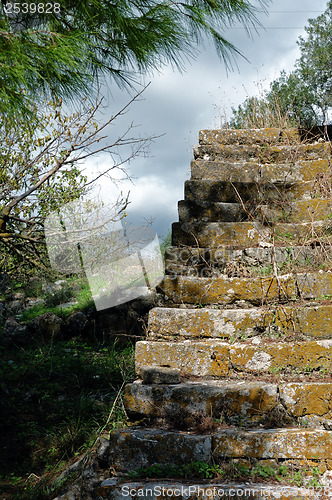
[0,86,155,276]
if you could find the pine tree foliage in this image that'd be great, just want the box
[0,0,270,116]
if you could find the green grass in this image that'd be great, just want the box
[127,460,324,488]
[0,337,135,499]
[17,276,95,323]
[128,461,225,481]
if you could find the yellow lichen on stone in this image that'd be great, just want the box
[230,340,332,374]
[160,274,297,305]
[213,429,332,459]
[195,142,330,164]
[199,128,290,145]
[148,304,332,340]
[280,383,332,418]
[257,198,332,223]
[191,158,330,183]
[173,220,330,248]
[296,272,332,300]
[135,340,230,377]
[274,304,332,338]
[148,307,266,340]
[124,380,279,425]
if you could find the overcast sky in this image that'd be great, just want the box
[84,0,328,240]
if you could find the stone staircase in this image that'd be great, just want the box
[105,128,332,499]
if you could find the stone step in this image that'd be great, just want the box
[178,199,332,224]
[101,480,331,500]
[280,382,332,423]
[172,221,330,249]
[109,427,211,471]
[199,127,300,145]
[165,247,242,273]
[194,142,330,163]
[124,379,278,426]
[213,428,332,460]
[147,305,332,341]
[191,158,330,183]
[160,272,332,306]
[184,179,325,204]
[135,339,332,377]
[257,198,332,224]
[165,245,331,277]
[178,200,247,223]
[124,379,332,428]
[108,427,332,472]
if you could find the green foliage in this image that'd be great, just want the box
[296,1,332,124]
[128,460,324,488]
[250,463,276,479]
[230,2,331,128]
[160,230,172,259]
[129,461,225,480]
[0,100,88,217]
[43,284,74,308]
[0,100,87,276]
[229,90,298,129]
[189,461,224,479]
[268,71,319,128]
[0,0,271,117]
[16,276,94,323]
[0,337,135,497]
[0,93,138,279]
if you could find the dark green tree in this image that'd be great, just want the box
[295,0,332,125]
[0,0,270,116]
[230,1,331,128]
[267,71,318,128]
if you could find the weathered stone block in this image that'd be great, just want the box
[257,198,332,223]
[137,340,332,378]
[139,366,181,384]
[199,127,299,145]
[178,198,332,224]
[160,274,297,305]
[165,245,332,277]
[273,304,332,339]
[279,383,332,419]
[148,307,264,340]
[135,340,229,377]
[242,245,331,267]
[109,428,212,471]
[184,179,323,204]
[194,142,330,163]
[230,340,332,374]
[296,271,332,300]
[213,428,332,459]
[178,200,246,223]
[172,220,329,249]
[191,159,330,183]
[165,246,242,275]
[148,305,332,340]
[124,380,278,426]
[160,272,332,305]
[171,221,270,248]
